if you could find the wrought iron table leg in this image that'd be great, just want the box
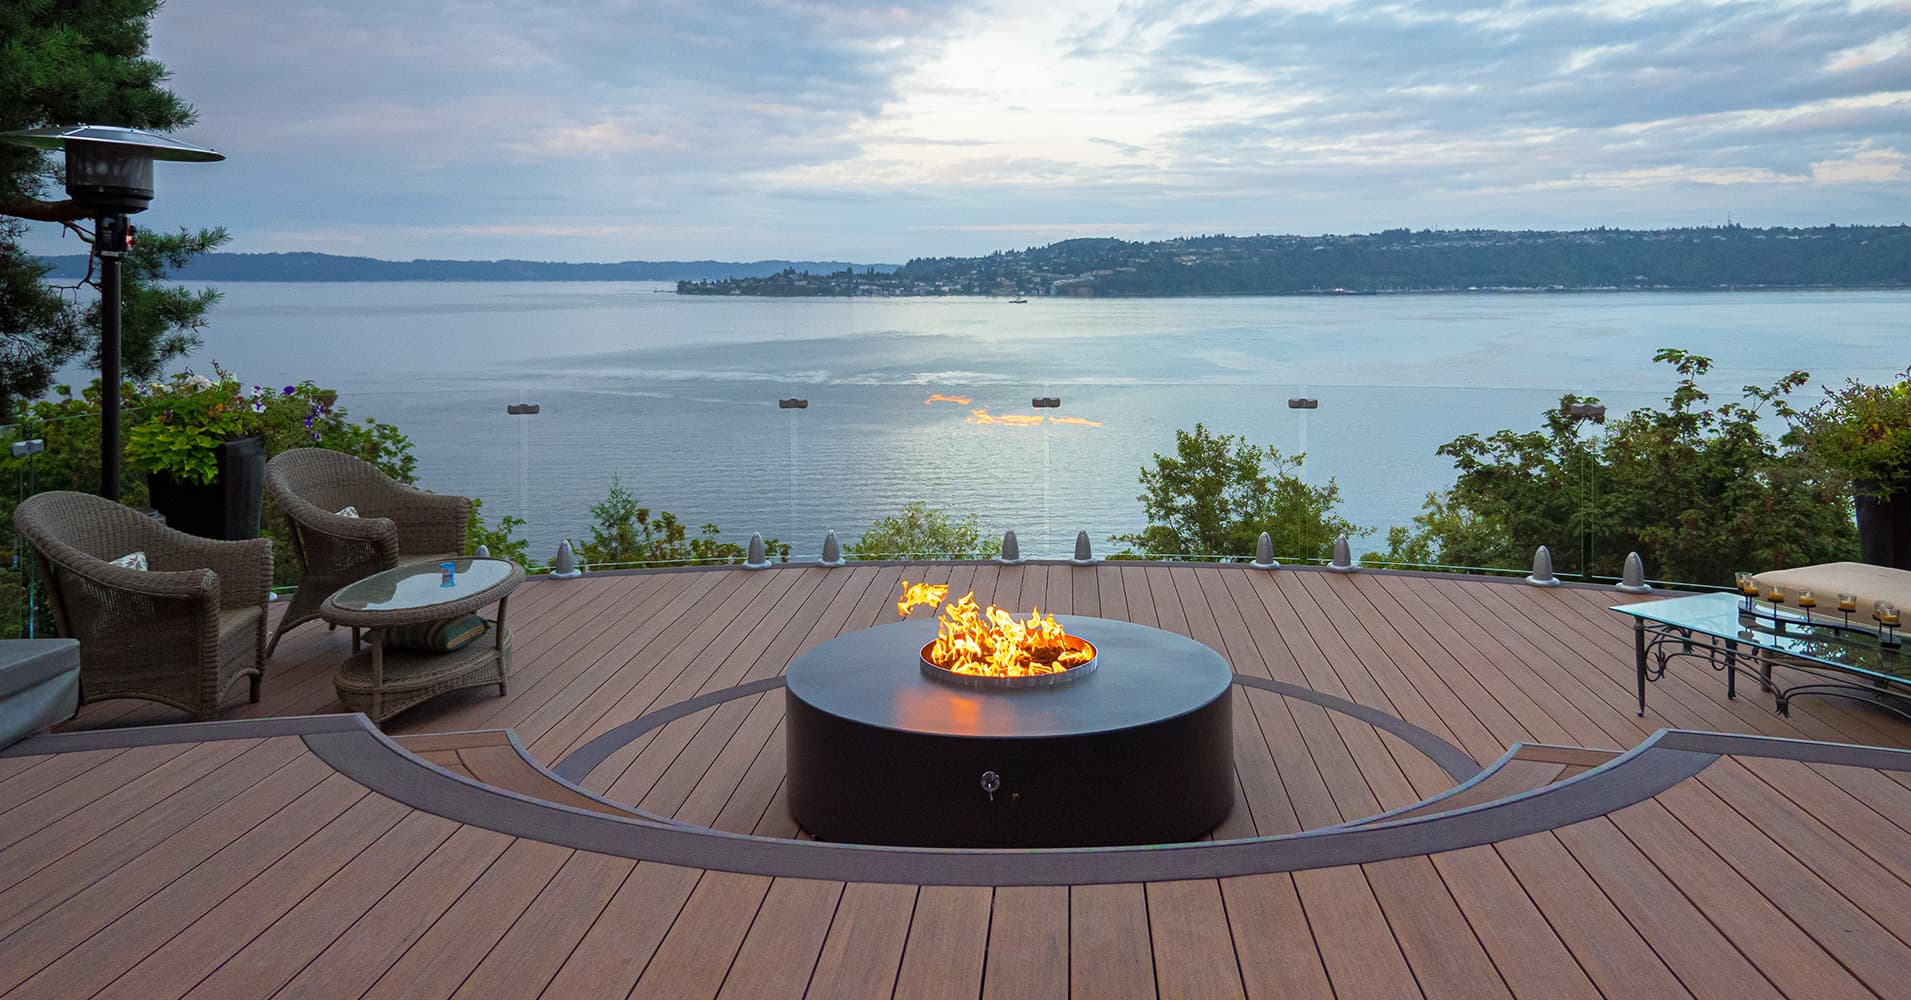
[1635,619,1647,717]
[1724,639,1737,700]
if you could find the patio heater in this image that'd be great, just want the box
[0,125,224,501]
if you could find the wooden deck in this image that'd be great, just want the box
[6,562,1911,998]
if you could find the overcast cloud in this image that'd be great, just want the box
[23,0,1909,262]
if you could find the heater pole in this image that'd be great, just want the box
[97,213,125,502]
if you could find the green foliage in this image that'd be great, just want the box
[0,235,84,412]
[1,1,224,404]
[123,369,414,487]
[575,474,786,569]
[1790,365,1911,500]
[848,501,1001,560]
[0,373,420,602]
[123,369,261,484]
[466,497,532,570]
[1113,422,1362,560]
[97,226,232,379]
[1372,350,1858,585]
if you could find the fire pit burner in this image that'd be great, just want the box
[918,636,1098,689]
[786,616,1233,848]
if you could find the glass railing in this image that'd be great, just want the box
[335,375,1712,583]
[0,367,1810,601]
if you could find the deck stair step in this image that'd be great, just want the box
[1348,743,1623,827]
[391,730,648,820]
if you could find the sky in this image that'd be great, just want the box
[23,0,1911,263]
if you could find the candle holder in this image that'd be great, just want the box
[1735,572,1758,612]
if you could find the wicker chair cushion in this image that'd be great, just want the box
[110,551,148,571]
[386,614,489,652]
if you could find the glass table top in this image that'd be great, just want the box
[331,558,516,613]
[1614,592,1908,683]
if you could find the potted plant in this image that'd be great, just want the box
[1793,365,1911,570]
[124,368,280,540]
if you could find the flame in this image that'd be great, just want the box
[898,580,950,617]
[925,393,972,405]
[898,582,1095,677]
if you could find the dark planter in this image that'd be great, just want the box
[1855,481,1911,571]
[146,435,266,540]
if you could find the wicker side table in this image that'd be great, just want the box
[320,557,523,724]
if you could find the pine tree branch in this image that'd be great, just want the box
[0,196,93,224]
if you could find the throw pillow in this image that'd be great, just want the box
[384,614,489,652]
[336,505,359,518]
[110,551,148,571]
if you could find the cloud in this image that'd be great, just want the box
[17,0,1907,262]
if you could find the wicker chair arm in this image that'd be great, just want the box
[278,488,402,553]
[60,557,219,605]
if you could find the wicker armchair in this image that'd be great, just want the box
[13,491,273,721]
[266,449,470,656]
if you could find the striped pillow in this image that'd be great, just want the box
[385,614,489,652]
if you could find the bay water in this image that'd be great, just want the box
[138,282,1911,566]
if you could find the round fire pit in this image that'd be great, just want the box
[786,616,1233,848]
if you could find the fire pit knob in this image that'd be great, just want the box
[980,771,1002,801]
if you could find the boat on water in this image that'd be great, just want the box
[1008,297,1028,303]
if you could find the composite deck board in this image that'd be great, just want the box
[714,877,843,1000]
[979,885,1068,1000]
[1068,883,1156,999]
[0,740,319,940]
[536,862,703,998]
[450,849,637,999]
[891,885,992,1000]
[628,869,772,999]
[803,881,917,1000]
[272,825,517,1000]
[14,564,1911,999]
[1144,879,1246,999]
[181,810,461,1000]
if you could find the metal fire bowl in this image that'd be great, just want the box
[786,616,1234,848]
[918,636,1098,689]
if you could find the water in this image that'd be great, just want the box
[108,282,1911,564]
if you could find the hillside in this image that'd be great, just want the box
[676,226,1911,297]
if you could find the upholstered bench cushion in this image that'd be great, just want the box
[1752,562,1911,625]
[0,638,81,750]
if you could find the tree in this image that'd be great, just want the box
[848,501,1002,560]
[1113,423,1362,560]
[575,474,786,569]
[1369,350,1858,584]
[0,1,228,409]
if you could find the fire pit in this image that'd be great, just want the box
[785,600,1234,848]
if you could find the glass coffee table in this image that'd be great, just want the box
[320,557,523,723]
[1614,591,1910,722]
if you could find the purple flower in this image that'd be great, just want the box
[251,401,266,413]
[303,414,315,428]
[283,386,296,396]
[310,431,321,442]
